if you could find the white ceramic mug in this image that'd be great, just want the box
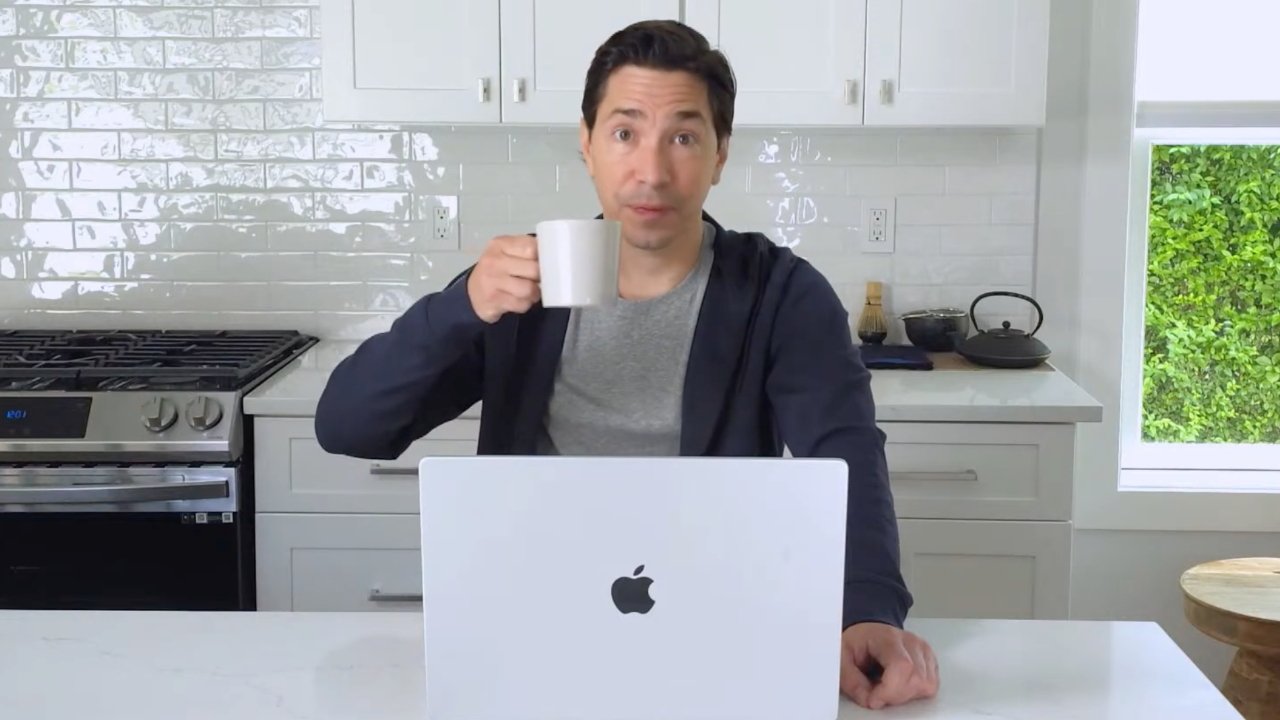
[535,219,621,307]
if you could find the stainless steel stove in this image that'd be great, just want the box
[0,329,317,611]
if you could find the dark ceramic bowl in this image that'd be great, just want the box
[901,308,970,352]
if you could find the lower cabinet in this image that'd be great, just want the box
[256,513,423,612]
[898,519,1071,620]
[256,512,1071,620]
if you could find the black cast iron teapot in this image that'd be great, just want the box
[955,291,1051,368]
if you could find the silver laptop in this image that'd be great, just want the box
[417,455,849,720]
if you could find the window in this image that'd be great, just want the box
[1122,1,1280,491]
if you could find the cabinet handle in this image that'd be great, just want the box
[889,470,979,483]
[369,463,417,476]
[478,77,490,103]
[880,79,895,105]
[844,79,859,105]
[368,588,423,603]
[513,78,526,103]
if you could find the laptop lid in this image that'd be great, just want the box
[417,455,848,720]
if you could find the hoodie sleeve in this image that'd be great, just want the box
[764,260,914,630]
[314,270,487,460]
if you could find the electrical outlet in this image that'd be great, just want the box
[432,205,456,243]
[861,198,895,254]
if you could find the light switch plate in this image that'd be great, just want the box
[861,198,895,254]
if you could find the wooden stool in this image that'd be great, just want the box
[1181,557,1280,720]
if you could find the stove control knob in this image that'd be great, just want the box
[141,397,178,433]
[186,396,224,431]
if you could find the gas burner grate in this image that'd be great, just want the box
[0,330,317,392]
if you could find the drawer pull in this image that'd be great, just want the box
[369,464,418,476]
[368,588,423,603]
[889,470,979,483]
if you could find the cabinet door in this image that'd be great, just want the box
[320,0,501,123]
[500,0,681,124]
[256,513,423,611]
[685,0,866,126]
[897,519,1070,620]
[864,0,1050,126]
[255,417,479,514]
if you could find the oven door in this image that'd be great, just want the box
[0,465,252,610]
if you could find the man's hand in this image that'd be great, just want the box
[840,622,939,710]
[467,235,541,324]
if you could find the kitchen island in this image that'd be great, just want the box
[0,611,1240,719]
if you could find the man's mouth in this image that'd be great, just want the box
[627,204,672,218]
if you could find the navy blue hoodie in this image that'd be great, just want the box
[315,213,913,629]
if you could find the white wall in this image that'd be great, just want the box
[1072,530,1278,685]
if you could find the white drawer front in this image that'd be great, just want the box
[882,423,1073,521]
[256,513,423,611]
[255,417,479,513]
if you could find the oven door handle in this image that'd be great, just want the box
[0,479,228,505]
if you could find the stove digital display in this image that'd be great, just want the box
[0,397,91,439]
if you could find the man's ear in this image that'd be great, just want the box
[711,136,730,185]
[579,119,594,176]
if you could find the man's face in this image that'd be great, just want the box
[580,65,728,252]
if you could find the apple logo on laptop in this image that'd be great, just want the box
[611,565,655,614]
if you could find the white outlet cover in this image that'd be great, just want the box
[861,198,895,254]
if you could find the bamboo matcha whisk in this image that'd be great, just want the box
[856,281,888,344]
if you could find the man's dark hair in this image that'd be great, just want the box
[581,20,736,145]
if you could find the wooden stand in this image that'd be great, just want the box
[1181,557,1280,720]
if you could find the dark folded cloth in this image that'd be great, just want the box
[857,344,934,370]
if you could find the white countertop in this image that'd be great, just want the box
[0,612,1238,720]
[245,340,1103,423]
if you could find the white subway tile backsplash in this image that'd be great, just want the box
[897,196,991,226]
[73,160,168,189]
[121,130,215,159]
[164,40,259,68]
[261,39,319,68]
[72,99,166,128]
[1,100,70,128]
[71,40,163,68]
[24,191,121,220]
[18,160,72,189]
[17,8,115,37]
[946,165,1038,195]
[121,191,216,219]
[898,133,998,165]
[75,221,169,249]
[2,2,1042,333]
[21,71,116,98]
[116,8,212,37]
[991,195,1038,225]
[2,221,74,249]
[117,70,212,98]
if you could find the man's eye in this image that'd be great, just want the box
[675,133,696,145]
[613,128,632,142]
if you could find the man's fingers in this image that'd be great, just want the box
[866,644,916,709]
[497,254,541,282]
[839,660,873,708]
[495,275,540,305]
[498,235,539,260]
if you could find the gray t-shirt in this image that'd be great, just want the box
[536,222,715,456]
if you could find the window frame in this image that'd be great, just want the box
[1121,126,1280,485]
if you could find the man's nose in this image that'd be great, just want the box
[634,140,672,188]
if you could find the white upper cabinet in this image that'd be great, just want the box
[320,0,501,124]
[319,0,1051,126]
[685,0,867,127]
[500,0,681,125]
[864,0,1051,126]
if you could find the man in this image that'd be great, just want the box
[315,19,939,711]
